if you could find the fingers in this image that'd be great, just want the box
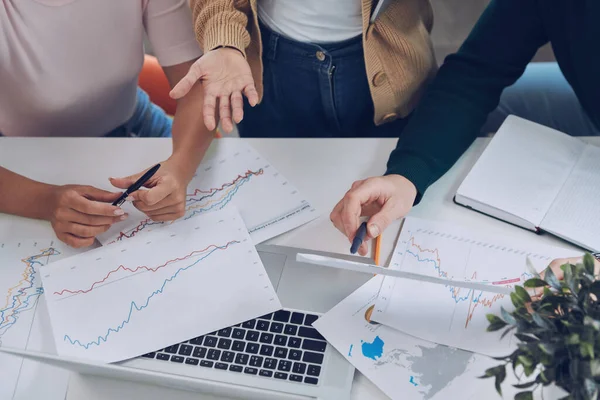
[57,232,95,248]
[169,61,202,99]
[340,182,379,240]
[79,186,123,204]
[203,93,218,131]
[219,95,234,133]
[243,84,259,107]
[61,221,111,238]
[133,199,185,218]
[365,200,396,239]
[63,189,123,217]
[109,175,139,190]
[58,208,126,226]
[231,91,244,123]
[129,181,174,209]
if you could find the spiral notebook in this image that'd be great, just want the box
[455,115,600,252]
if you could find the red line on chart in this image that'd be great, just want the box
[186,169,264,198]
[52,241,238,297]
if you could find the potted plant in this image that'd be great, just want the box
[481,253,600,400]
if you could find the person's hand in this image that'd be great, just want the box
[169,47,258,133]
[530,256,600,300]
[47,185,126,248]
[109,158,195,222]
[330,175,418,256]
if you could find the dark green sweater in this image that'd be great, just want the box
[385,0,600,203]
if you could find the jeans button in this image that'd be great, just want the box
[316,51,326,61]
[373,72,387,87]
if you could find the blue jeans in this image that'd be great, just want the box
[237,22,410,137]
[105,87,172,137]
[483,62,600,136]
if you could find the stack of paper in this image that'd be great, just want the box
[313,216,582,399]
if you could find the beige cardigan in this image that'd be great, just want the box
[190,0,437,125]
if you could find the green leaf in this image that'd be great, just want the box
[591,359,600,377]
[518,355,534,367]
[584,378,599,399]
[511,292,524,308]
[513,381,536,389]
[581,341,595,359]
[584,316,600,331]
[539,343,557,356]
[515,285,532,303]
[487,321,508,332]
[479,365,506,378]
[562,263,578,294]
[544,266,562,290]
[524,278,548,288]
[501,307,517,325]
[515,333,537,343]
[523,362,535,377]
[567,333,580,345]
[531,312,554,330]
[584,253,596,276]
[514,391,533,400]
[495,366,506,396]
[487,314,504,324]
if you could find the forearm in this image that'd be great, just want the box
[163,60,214,179]
[0,167,54,220]
[385,0,547,202]
[190,0,251,56]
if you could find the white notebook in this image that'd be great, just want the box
[455,115,600,252]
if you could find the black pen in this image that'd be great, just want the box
[112,164,161,206]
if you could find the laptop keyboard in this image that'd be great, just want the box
[140,310,326,386]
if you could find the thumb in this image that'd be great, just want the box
[366,202,398,240]
[109,173,141,190]
[80,186,122,203]
[169,61,204,99]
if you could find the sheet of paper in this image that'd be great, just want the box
[41,208,282,363]
[372,216,582,357]
[456,116,584,227]
[0,239,83,399]
[313,276,496,400]
[97,140,317,245]
[541,143,600,252]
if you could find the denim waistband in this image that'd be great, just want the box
[259,19,364,64]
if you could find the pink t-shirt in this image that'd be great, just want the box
[0,0,202,137]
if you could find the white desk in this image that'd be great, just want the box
[1,137,597,400]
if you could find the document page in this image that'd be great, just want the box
[456,116,584,227]
[541,144,600,252]
[42,208,281,363]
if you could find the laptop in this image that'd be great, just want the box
[1,244,373,400]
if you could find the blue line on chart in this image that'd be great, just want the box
[185,175,252,206]
[63,242,239,349]
[184,179,250,220]
[0,252,56,336]
[409,376,418,386]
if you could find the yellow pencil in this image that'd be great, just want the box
[373,234,382,266]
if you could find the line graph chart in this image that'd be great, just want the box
[97,140,317,245]
[372,217,582,357]
[41,208,281,363]
[0,239,81,400]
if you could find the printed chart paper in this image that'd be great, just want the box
[42,208,282,363]
[97,139,317,245]
[372,217,583,357]
[313,276,496,400]
[0,239,82,400]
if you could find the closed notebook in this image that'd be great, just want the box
[455,115,600,252]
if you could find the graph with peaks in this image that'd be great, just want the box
[0,239,81,400]
[41,208,281,363]
[97,140,317,245]
[372,217,582,357]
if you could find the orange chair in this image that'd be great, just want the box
[138,54,221,137]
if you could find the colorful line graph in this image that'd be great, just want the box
[52,243,235,297]
[110,169,263,243]
[404,237,531,329]
[0,248,61,338]
[62,241,239,349]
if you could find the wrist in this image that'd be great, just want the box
[387,174,417,203]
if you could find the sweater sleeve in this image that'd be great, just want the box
[384,0,548,203]
[190,0,251,57]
